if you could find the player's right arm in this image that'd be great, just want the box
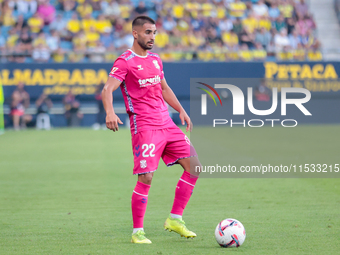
[102,77,123,132]
[103,57,128,132]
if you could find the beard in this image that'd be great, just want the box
[137,38,153,50]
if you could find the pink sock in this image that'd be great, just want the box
[131,181,150,228]
[171,171,198,216]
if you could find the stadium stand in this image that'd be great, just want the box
[0,0,321,62]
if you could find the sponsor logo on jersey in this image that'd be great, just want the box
[110,67,119,75]
[138,75,161,87]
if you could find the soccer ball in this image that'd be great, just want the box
[215,218,246,248]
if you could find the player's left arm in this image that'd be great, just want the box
[161,78,192,132]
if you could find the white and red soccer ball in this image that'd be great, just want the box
[215,218,246,248]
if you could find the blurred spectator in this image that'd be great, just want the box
[63,90,83,127]
[18,30,33,52]
[239,44,253,62]
[76,2,93,19]
[239,27,255,49]
[215,1,227,19]
[100,31,115,50]
[286,17,296,35]
[67,13,81,36]
[37,0,56,25]
[46,30,60,52]
[6,28,19,53]
[90,0,101,11]
[27,13,44,34]
[289,29,301,49]
[172,0,185,19]
[0,32,5,51]
[277,45,293,60]
[168,28,182,48]
[103,0,121,21]
[15,0,38,17]
[278,0,294,18]
[232,18,243,35]
[1,4,16,27]
[49,14,68,36]
[268,1,280,20]
[307,46,322,61]
[14,15,28,32]
[255,27,271,49]
[85,26,100,47]
[62,0,76,12]
[301,29,315,48]
[253,43,267,61]
[206,28,222,45]
[72,30,87,50]
[295,0,309,17]
[35,93,52,130]
[274,28,290,52]
[266,38,276,56]
[304,14,316,30]
[218,17,233,32]
[222,29,239,49]
[32,32,47,48]
[32,43,50,62]
[155,28,170,49]
[134,1,148,16]
[253,0,268,17]
[189,30,205,49]
[82,13,96,32]
[229,0,247,19]
[274,15,286,33]
[258,15,271,31]
[201,1,214,17]
[88,41,106,62]
[163,15,177,32]
[243,13,258,34]
[117,0,132,20]
[52,48,66,62]
[185,1,200,19]
[95,14,113,34]
[114,31,133,50]
[293,43,306,60]
[10,82,32,130]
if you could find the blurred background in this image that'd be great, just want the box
[0,0,339,130]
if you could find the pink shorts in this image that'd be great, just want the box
[131,126,197,175]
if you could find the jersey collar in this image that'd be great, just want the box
[128,49,148,58]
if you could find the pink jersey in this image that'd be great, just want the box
[109,49,175,134]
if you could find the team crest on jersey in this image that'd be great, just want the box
[140,160,147,169]
[153,60,160,69]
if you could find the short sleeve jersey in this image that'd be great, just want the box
[109,49,174,134]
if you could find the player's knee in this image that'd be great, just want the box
[138,172,153,185]
[191,157,202,177]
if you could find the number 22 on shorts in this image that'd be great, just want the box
[142,144,155,157]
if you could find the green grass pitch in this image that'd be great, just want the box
[0,126,339,254]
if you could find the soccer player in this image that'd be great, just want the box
[102,16,202,244]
